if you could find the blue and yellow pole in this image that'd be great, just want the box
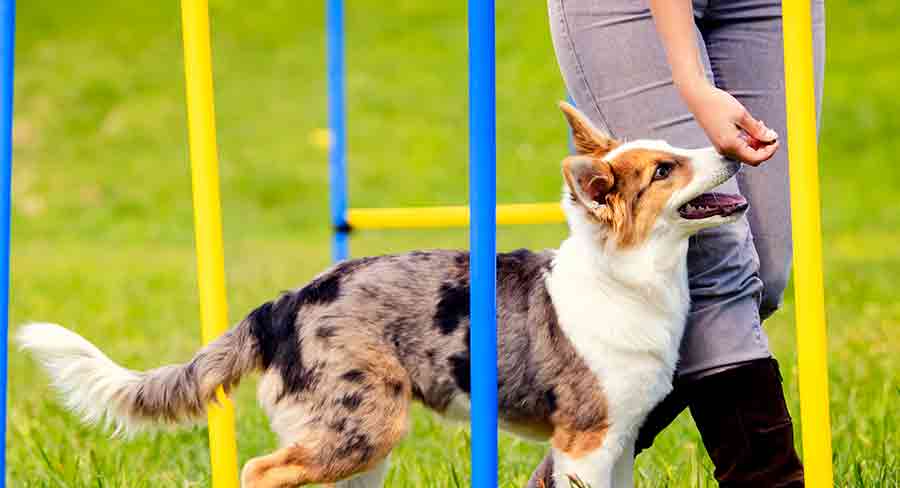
[180,1,240,486]
[468,0,498,486]
[327,0,349,262]
[0,0,14,485]
[346,202,564,229]
[781,1,833,486]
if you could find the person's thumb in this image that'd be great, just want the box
[737,109,778,143]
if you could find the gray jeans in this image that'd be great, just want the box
[549,0,825,376]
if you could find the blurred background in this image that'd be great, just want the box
[7,0,898,486]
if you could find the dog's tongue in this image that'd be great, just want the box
[678,193,748,219]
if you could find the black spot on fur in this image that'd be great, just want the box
[411,383,425,402]
[384,319,419,362]
[544,388,558,414]
[301,273,341,306]
[341,369,365,383]
[409,251,433,261]
[341,392,363,411]
[247,292,317,399]
[246,301,279,368]
[449,354,471,393]
[329,417,347,433]
[388,380,404,397]
[246,258,379,399]
[316,326,338,340]
[280,360,325,398]
[335,432,373,462]
[434,281,470,335]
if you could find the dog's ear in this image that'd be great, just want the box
[563,155,615,218]
[559,101,619,156]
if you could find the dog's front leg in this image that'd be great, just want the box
[611,441,635,488]
[551,443,616,488]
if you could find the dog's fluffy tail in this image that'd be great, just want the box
[18,321,261,435]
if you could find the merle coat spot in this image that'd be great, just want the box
[335,432,373,461]
[316,326,338,340]
[340,369,365,383]
[434,282,470,335]
[449,354,471,393]
[544,388,558,414]
[388,380,404,397]
[245,257,377,398]
[411,383,425,402]
[341,392,363,411]
[329,417,347,433]
[301,273,341,305]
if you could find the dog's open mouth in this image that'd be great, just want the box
[678,193,749,220]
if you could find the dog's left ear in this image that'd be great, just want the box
[563,155,615,218]
[559,101,619,156]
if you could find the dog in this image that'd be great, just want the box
[19,102,748,488]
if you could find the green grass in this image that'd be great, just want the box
[7,0,899,486]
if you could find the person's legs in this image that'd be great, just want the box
[674,2,825,485]
[702,0,826,320]
[530,0,816,486]
[548,0,771,378]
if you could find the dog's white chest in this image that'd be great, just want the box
[546,240,689,426]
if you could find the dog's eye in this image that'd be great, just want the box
[653,162,674,181]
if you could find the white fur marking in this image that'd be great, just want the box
[17,323,146,435]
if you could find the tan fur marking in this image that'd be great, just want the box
[559,101,620,157]
[551,426,610,459]
[559,103,700,249]
[590,149,694,248]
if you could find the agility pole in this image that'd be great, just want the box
[180,1,240,486]
[468,0,499,486]
[0,0,15,484]
[327,0,349,262]
[347,203,563,230]
[782,1,834,486]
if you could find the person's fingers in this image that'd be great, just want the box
[738,130,778,150]
[737,110,778,143]
[733,138,779,166]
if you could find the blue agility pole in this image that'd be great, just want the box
[327,0,349,262]
[468,0,498,487]
[0,0,13,484]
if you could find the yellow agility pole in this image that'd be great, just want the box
[347,202,565,230]
[781,1,833,487]
[180,1,240,487]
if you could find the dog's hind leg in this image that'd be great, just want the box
[334,456,390,488]
[240,405,403,488]
[245,346,410,488]
[313,458,390,488]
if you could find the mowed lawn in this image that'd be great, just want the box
[7,0,898,486]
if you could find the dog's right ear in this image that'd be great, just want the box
[563,155,615,218]
[559,101,619,156]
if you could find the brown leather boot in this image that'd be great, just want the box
[524,359,804,488]
[687,358,805,488]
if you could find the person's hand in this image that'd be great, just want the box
[679,80,779,166]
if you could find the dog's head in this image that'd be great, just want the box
[559,102,748,249]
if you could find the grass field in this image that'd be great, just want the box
[7,0,899,486]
